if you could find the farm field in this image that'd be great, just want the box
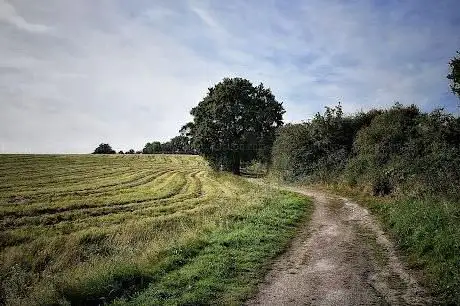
[0,154,312,305]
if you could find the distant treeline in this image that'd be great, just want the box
[93,135,195,155]
[141,136,195,155]
[271,102,460,200]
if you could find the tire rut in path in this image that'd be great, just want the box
[247,183,430,306]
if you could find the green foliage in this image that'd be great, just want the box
[346,104,460,197]
[345,104,421,195]
[447,51,460,97]
[273,102,460,199]
[143,137,192,155]
[93,143,116,154]
[143,141,162,154]
[169,136,192,154]
[271,123,312,181]
[272,103,381,182]
[183,77,285,174]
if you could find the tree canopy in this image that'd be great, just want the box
[182,77,284,174]
[93,143,116,154]
[447,51,460,97]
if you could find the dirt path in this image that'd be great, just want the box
[247,182,430,305]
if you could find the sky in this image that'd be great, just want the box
[0,0,459,153]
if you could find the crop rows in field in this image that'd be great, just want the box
[0,154,259,304]
[0,154,311,305]
[0,154,237,248]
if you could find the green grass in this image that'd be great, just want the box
[321,184,460,304]
[370,197,460,304]
[0,154,312,305]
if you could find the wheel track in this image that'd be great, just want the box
[0,168,165,199]
[0,166,137,190]
[0,156,215,252]
[0,170,203,233]
[0,170,182,219]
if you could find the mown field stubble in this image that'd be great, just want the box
[0,154,312,305]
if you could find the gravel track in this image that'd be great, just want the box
[247,183,431,306]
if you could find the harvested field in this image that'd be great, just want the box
[0,154,311,305]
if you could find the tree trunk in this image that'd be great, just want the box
[231,152,241,175]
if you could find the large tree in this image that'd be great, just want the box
[182,77,284,174]
[447,51,460,97]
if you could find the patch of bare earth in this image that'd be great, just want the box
[246,183,431,306]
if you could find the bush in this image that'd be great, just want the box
[345,104,460,198]
[272,104,380,182]
[272,102,460,200]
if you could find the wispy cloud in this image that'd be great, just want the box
[0,0,49,32]
[0,0,459,153]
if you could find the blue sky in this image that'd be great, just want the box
[0,0,459,153]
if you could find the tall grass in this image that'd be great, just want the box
[371,196,460,303]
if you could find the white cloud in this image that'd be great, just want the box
[0,0,459,153]
[0,0,49,32]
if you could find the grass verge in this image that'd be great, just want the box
[110,190,313,305]
[317,184,460,305]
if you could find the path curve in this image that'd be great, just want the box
[246,182,431,306]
